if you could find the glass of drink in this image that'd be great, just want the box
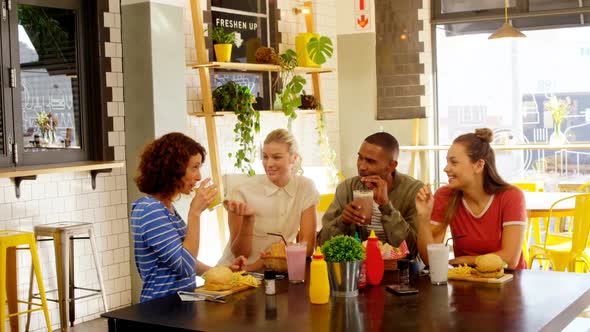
[194,184,222,211]
[285,242,307,283]
[353,189,373,224]
[427,243,449,285]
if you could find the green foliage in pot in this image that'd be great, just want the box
[321,235,366,262]
[212,81,260,176]
[274,49,306,129]
[208,26,236,45]
[307,36,333,65]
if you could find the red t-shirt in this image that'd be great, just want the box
[431,186,527,270]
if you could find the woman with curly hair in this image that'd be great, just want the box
[131,132,245,302]
[416,128,526,270]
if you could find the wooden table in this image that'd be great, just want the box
[103,269,590,332]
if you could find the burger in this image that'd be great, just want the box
[203,266,233,291]
[475,254,506,278]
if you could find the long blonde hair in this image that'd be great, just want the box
[263,128,303,176]
[444,128,511,225]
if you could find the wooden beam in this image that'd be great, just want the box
[190,0,227,249]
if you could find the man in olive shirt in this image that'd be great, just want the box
[317,132,423,257]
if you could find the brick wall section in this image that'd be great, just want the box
[375,0,426,120]
[1,1,131,331]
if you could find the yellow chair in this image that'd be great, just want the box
[512,182,543,192]
[577,182,590,193]
[0,230,51,332]
[528,194,590,272]
[317,193,335,213]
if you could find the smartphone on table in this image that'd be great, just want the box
[386,285,419,295]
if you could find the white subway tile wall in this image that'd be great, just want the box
[7,1,130,330]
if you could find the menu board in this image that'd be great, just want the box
[210,0,274,110]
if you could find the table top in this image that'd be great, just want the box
[524,191,578,212]
[103,270,590,332]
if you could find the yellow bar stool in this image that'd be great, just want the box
[26,222,108,331]
[0,230,51,332]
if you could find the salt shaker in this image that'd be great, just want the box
[264,270,276,295]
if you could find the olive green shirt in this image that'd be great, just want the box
[317,171,423,257]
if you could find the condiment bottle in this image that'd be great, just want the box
[265,270,276,295]
[365,230,384,286]
[309,246,330,304]
[355,232,367,289]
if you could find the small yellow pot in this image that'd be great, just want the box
[295,32,320,68]
[214,44,232,62]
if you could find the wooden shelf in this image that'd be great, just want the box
[400,143,590,152]
[0,161,124,178]
[0,161,125,198]
[188,61,335,74]
[191,109,335,117]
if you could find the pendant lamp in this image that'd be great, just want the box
[488,0,526,39]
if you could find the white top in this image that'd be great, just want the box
[217,174,320,265]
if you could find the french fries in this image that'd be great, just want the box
[448,264,474,276]
[232,272,261,288]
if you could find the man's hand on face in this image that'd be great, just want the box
[361,175,389,206]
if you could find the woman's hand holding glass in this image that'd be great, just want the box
[191,178,218,213]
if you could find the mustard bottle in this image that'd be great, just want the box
[309,246,330,304]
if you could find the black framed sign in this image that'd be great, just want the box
[209,0,276,110]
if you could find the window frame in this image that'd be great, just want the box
[0,0,110,169]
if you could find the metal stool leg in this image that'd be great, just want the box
[89,227,109,311]
[55,231,70,332]
[69,236,75,327]
[7,247,18,331]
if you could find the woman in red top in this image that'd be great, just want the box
[416,128,526,269]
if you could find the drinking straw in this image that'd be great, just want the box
[267,232,287,246]
[445,235,466,247]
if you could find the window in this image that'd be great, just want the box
[0,0,107,168]
[433,1,590,182]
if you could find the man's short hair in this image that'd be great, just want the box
[364,132,399,160]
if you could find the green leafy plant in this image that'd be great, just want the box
[208,27,236,45]
[212,81,260,175]
[316,105,340,186]
[307,36,334,65]
[321,235,366,262]
[274,49,306,129]
[19,5,70,58]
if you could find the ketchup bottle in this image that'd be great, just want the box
[365,230,384,286]
[355,232,367,289]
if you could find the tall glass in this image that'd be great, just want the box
[427,243,449,285]
[353,189,373,224]
[285,242,307,283]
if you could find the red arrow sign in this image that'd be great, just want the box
[357,15,369,28]
[360,0,365,10]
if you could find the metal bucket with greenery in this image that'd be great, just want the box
[321,235,365,297]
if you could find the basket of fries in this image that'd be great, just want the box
[262,256,288,272]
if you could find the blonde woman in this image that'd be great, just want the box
[218,129,320,266]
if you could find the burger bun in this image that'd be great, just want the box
[475,254,505,278]
[203,266,233,291]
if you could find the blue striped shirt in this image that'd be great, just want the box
[131,196,197,302]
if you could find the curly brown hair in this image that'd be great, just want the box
[134,132,206,199]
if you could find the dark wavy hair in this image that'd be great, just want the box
[444,128,511,224]
[134,132,206,199]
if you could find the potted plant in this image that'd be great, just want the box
[294,33,334,67]
[273,49,306,129]
[321,235,366,297]
[544,95,571,145]
[209,27,236,62]
[212,81,260,175]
